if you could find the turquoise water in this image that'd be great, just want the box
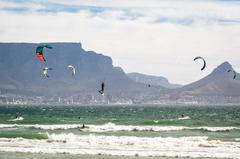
[0,104,240,141]
[1,105,240,126]
[1,104,240,158]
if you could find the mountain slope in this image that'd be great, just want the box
[173,62,240,97]
[0,43,162,99]
[127,72,182,89]
[1,43,240,104]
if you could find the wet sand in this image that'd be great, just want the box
[0,152,211,159]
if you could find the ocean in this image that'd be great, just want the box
[0,104,240,159]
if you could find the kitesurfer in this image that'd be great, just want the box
[98,82,105,95]
[42,67,52,78]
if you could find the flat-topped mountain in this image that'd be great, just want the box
[0,43,240,104]
[0,43,159,100]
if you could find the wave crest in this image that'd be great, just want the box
[0,134,239,158]
[0,123,239,132]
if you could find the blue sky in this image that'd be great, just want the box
[1,0,240,84]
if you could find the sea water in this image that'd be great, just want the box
[0,104,240,158]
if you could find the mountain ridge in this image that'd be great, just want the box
[0,43,240,104]
[127,72,182,89]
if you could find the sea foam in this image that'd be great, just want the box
[0,123,239,132]
[0,134,239,158]
[8,117,24,121]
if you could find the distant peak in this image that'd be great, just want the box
[212,61,233,74]
[220,61,232,67]
[218,61,233,69]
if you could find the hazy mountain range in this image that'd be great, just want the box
[127,73,182,89]
[0,43,239,104]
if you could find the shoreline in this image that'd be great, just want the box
[0,103,239,107]
[0,151,219,159]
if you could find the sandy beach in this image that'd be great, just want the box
[0,152,214,159]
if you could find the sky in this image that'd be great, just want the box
[0,0,240,85]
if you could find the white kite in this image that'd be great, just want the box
[68,65,76,76]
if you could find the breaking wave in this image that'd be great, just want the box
[0,123,240,132]
[0,134,239,158]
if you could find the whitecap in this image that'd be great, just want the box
[0,123,239,133]
[178,116,190,120]
[0,134,239,158]
[8,117,24,122]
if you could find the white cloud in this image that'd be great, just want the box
[0,1,240,84]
